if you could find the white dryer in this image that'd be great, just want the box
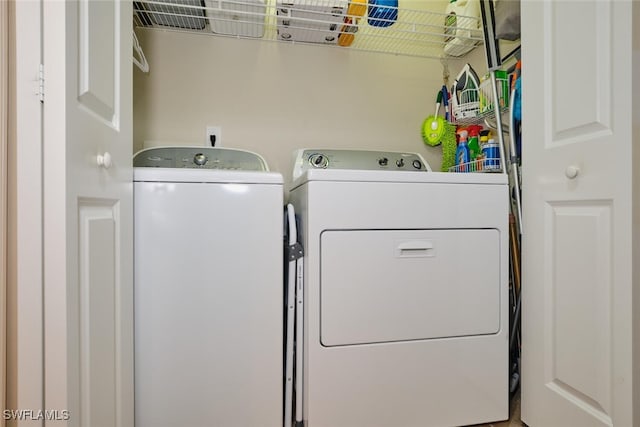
[288,149,509,427]
[134,147,283,427]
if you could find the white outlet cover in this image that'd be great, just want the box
[206,126,222,147]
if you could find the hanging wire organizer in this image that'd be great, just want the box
[448,71,510,173]
[452,73,510,127]
[132,0,484,60]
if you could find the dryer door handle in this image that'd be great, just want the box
[396,241,435,258]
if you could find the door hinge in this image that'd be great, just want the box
[38,64,44,103]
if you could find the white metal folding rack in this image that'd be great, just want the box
[284,203,304,427]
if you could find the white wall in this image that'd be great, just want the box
[133,28,485,190]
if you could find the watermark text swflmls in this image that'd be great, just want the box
[3,409,70,421]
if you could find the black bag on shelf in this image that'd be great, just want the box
[494,0,520,41]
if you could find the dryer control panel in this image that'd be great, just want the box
[292,149,431,179]
[133,147,269,171]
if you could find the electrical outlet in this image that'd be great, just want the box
[206,126,222,147]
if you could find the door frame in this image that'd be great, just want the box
[6,0,45,422]
[1,1,9,423]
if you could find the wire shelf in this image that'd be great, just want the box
[448,157,501,173]
[132,0,484,59]
[451,73,510,126]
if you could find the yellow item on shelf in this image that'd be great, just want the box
[347,0,366,16]
[338,0,366,47]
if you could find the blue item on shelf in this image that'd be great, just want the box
[513,76,521,121]
[483,139,500,170]
[368,0,397,27]
[441,85,450,121]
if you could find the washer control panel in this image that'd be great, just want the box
[133,147,269,171]
[293,149,431,179]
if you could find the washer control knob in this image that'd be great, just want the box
[309,154,328,169]
[378,157,389,166]
[412,159,423,170]
[396,158,405,168]
[194,153,207,166]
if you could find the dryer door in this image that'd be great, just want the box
[320,229,501,346]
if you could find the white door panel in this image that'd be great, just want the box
[522,1,635,426]
[550,2,611,141]
[78,0,117,123]
[545,201,613,422]
[43,1,133,426]
[78,202,119,427]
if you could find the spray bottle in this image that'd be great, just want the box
[455,129,470,172]
[467,125,482,160]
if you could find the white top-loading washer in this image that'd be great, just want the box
[133,147,283,427]
[288,149,509,427]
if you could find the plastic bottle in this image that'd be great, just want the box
[455,129,470,172]
[483,138,500,170]
[467,125,482,161]
[477,133,488,171]
[444,0,481,57]
[479,133,489,148]
[338,0,366,46]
